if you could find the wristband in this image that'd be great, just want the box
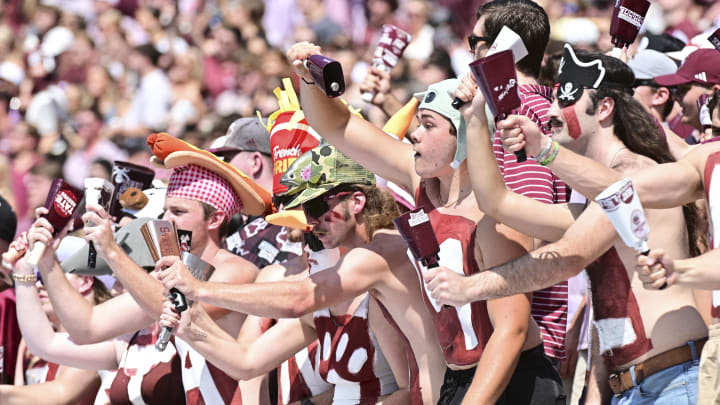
[533,137,554,162]
[540,141,560,166]
[11,272,37,283]
[301,77,315,85]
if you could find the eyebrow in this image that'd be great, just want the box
[419,113,436,120]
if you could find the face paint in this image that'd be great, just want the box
[562,106,582,140]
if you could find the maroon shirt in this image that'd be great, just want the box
[0,288,20,384]
[493,83,569,359]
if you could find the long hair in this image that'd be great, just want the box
[583,52,708,257]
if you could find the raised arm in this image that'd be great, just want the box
[28,216,152,344]
[160,301,316,381]
[158,241,390,319]
[0,366,101,405]
[287,42,418,192]
[462,218,536,403]
[457,75,574,242]
[13,262,118,370]
[83,204,166,318]
[501,120,716,206]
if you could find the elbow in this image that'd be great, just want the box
[287,294,314,318]
[65,328,99,345]
[285,281,316,318]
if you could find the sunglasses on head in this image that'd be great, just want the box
[302,191,355,220]
[468,34,493,53]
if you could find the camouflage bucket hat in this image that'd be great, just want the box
[280,144,375,209]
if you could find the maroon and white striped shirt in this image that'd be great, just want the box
[492,84,569,360]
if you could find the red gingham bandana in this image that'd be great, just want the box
[167,164,242,217]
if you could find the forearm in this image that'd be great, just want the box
[103,244,164,319]
[674,251,720,289]
[378,93,404,118]
[465,248,585,301]
[546,146,623,200]
[41,261,96,340]
[467,116,570,241]
[0,368,100,405]
[300,79,352,141]
[376,389,410,405]
[585,325,611,404]
[196,280,315,319]
[14,283,116,370]
[181,308,288,381]
[461,326,525,404]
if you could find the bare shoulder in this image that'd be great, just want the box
[613,150,657,175]
[687,142,720,172]
[343,230,407,269]
[209,249,260,283]
[256,256,308,283]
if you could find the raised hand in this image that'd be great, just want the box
[497,115,549,158]
[81,203,115,253]
[359,66,392,106]
[287,41,322,84]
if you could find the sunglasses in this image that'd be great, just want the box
[632,79,660,89]
[468,34,493,53]
[302,191,354,220]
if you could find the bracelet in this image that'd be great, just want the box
[533,137,554,162]
[11,272,37,283]
[301,77,315,85]
[540,141,560,166]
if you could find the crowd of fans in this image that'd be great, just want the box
[2,0,720,404]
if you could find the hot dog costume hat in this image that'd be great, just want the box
[147,132,273,217]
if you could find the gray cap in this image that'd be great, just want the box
[61,217,156,276]
[628,49,678,81]
[209,117,271,156]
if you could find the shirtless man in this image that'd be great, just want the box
[276,40,563,403]
[158,144,446,404]
[428,46,708,404]
[489,107,720,402]
[27,146,271,404]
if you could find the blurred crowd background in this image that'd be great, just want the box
[1,0,720,240]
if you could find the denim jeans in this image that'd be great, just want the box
[611,358,699,405]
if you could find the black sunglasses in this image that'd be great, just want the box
[468,34,493,53]
[632,79,660,89]
[302,191,354,220]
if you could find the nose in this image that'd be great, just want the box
[548,98,561,119]
[408,127,422,144]
[305,213,320,226]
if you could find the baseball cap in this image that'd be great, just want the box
[61,217,156,276]
[280,144,375,209]
[0,61,24,86]
[413,79,466,168]
[655,49,720,87]
[627,49,678,81]
[209,117,271,158]
[0,195,17,243]
[666,32,715,62]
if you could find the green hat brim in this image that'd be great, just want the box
[284,184,337,210]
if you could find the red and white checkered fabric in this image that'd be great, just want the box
[167,164,242,217]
